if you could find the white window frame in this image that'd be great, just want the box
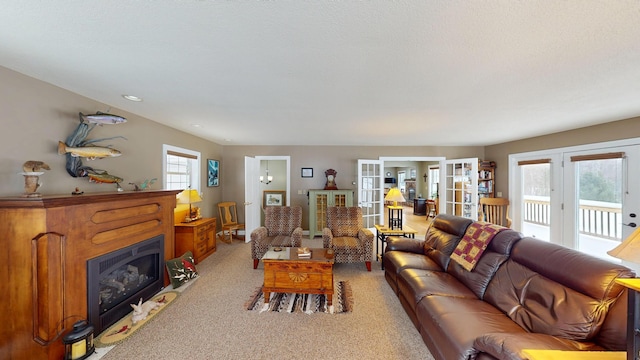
[162,144,201,191]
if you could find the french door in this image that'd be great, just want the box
[510,141,640,263]
[442,158,478,220]
[357,159,383,228]
[563,145,640,261]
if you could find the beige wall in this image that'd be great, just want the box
[221,145,484,226]
[5,65,640,229]
[485,117,640,198]
[0,66,223,219]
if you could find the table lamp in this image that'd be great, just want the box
[177,188,203,222]
[385,187,406,229]
[385,187,405,206]
[607,227,640,360]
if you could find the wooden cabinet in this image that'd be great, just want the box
[413,198,427,215]
[308,189,353,238]
[175,217,216,263]
[478,160,496,199]
[0,190,179,360]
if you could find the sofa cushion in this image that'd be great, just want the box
[423,214,473,270]
[483,237,635,342]
[383,249,444,294]
[397,268,477,313]
[485,258,611,341]
[510,237,635,302]
[416,296,527,360]
[471,332,604,360]
[447,229,522,299]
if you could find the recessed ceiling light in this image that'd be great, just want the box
[122,94,143,102]
[190,123,202,128]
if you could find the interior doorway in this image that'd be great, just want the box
[377,156,445,227]
[244,156,290,240]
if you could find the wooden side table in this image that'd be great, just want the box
[388,205,404,229]
[374,224,417,270]
[175,217,217,263]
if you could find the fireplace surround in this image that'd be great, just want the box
[87,234,165,334]
[0,190,179,360]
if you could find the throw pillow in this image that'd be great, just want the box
[166,251,198,289]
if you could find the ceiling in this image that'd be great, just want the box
[2,1,640,146]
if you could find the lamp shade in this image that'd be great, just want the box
[385,187,406,206]
[176,189,203,204]
[608,227,640,263]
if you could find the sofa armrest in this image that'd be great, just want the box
[291,227,303,247]
[470,332,604,360]
[322,228,333,247]
[385,236,425,254]
[250,226,268,242]
[358,228,374,254]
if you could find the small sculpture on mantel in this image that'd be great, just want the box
[19,160,50,197]
[324,169,338,190]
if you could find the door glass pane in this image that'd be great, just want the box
[575,158,622,259]
[521,163,551,241]
[444,159,477,220]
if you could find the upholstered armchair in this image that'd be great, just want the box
[322,207,374,271]
[250,206,303,269]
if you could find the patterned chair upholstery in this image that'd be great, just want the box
[322,207,374,271]
[250,206,303,269]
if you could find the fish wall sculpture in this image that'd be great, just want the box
[58,141,121,159]
[80,112,127,125]
[59,111,126,185]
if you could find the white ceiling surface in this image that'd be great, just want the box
[2,1,640,146]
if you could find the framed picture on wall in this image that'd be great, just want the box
[207,159,219,187]
[301,168,313,178]
[263,190,286,208]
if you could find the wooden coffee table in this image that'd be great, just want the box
[262,247,334,305]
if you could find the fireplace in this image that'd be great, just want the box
[87,235,165,334]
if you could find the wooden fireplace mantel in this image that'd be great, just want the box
[0,190,179,360]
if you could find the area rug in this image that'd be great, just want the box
[245,280,353,314]
[95,291,179,347]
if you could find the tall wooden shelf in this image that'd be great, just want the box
[478,160,496,199]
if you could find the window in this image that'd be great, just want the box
[162,145,201,191]
[398,171,406,193]
[428,166,439,199]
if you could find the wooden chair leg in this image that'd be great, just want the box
[253,259,259,269]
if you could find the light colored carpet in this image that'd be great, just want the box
[100,239,435,360]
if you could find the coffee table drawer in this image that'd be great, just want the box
[265,262,332,272]
[264,272,331,290]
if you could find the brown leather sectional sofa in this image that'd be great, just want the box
[383,214,634,360]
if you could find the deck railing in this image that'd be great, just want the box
[523,197,622,240]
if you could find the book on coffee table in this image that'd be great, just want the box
[297,247,311,257]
